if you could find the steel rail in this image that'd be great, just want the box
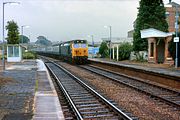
[88,59,180,81]
[45,63,83,120]
[53,62,133,120]
[51,61,134,120]
[88,65,180,94]
[80,65,180,109]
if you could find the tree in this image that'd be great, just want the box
[19,35,30,43]
[133,0,168,51]
[35,36,52,46]
[99,42,109,58]
[6,20,20,44]
[118,42,133,61]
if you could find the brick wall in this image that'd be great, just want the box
[165,5,180,32]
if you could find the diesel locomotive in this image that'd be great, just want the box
[36,39,88,64]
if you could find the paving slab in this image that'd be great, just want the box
[33,59,65,120]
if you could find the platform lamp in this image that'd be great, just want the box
[2,2,20,71]
[175,5,179,68]
[104,25,112,60]
[21,25,30,44]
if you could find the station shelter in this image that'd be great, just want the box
[141,28,174,64]
[7,44,22,62]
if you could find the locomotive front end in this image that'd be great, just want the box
[72,40,88,64]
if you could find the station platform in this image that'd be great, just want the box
[89,58,180,78]
[33,60,65,120]
[0,60,65,120]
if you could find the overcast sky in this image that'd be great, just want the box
[0,0,179,43]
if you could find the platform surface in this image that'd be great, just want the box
[0,60,65,120]
[33,59,65,120]
[89,58,180,78]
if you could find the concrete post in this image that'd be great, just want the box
[117,45,119,61]
[113,47,115,59]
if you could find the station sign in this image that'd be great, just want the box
[174,37,179,42]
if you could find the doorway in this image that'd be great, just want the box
[157,39,165,63]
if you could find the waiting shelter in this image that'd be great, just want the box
[7,44,22,62]
[141,28,174,64]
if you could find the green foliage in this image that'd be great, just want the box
[99,42,109,58]
[23,51,37,59]
[133,0,168,51]
[135,52,147,62]
[35,36,52,46]
[35,79,38,92]
[168,40,175,60]
[6,20,20,44]
[0,55,7,59]
[19,35,30,43]
[118,42,133,61]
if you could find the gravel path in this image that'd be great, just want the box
[60,62,180,120]
[0,61,36,120]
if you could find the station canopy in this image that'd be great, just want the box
[140,28,173,38]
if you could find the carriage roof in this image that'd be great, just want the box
[53,39,87,46]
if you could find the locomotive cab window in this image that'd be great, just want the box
[74,44,80,48]
[73,40,87,48]
[81,44,87,48]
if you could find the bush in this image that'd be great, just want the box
[23,51,37,59]
[0,55,7,59]
[118,42,133,61]
[135,51,147,62]
[99,42,109,58]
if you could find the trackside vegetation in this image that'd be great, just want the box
[23,51,37,59]
[133,0,168,51]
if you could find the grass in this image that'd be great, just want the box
[35,79,38,92]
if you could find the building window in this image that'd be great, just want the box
[8,46,13,57]
[14,46,19,57]
[150,43,154,57]
[8,46,19,57]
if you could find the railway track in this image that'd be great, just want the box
[79,65,180,110]
[50,75,76,119]
[89,60,180,90]
[44,60,138,120]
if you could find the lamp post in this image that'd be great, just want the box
[2,2,20,71]
[21,25,29,44]
[104,25,112,60]
[175,5,179,68]
[88,35,94,58]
